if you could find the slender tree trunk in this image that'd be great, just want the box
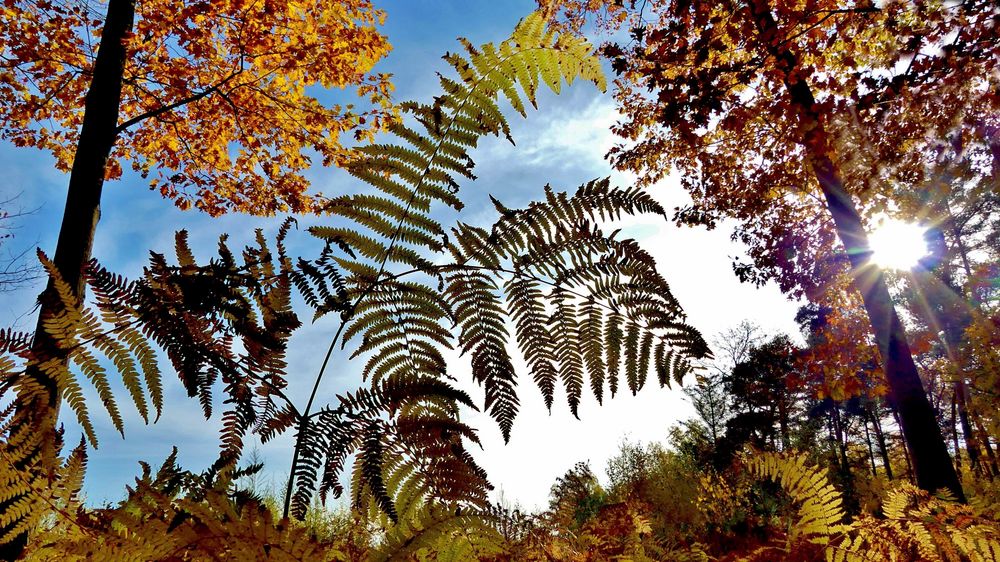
[749,0,964,502]
[0,0,134,558]
[832,406,850,475]
[975,415,998,477]
[870,409,894,480]
[831,404,858,513]
[778,399,790,451]
[951,391,963,474]
[946,202,977,284]
[943,191,993,478]
[955,380,982,475]
[894,410,915,483]
[863,415,877,477]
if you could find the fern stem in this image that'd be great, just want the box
[281,318,347,520]
[280,45,533,517]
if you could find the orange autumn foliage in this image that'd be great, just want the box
[0,0,394,215]
[798,282,886,402]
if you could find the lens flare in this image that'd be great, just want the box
[868,219,929,270]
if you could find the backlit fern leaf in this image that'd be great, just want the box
[356,419,396,520]
[580,300,606,404]
[0,222,304,487]
[279,12,608,520]
[314,10,605,292]
[445,269,518,441]
[505,277,558,411]
[624,322,641,396]
[550,288,586,417]
[443,179,709,427]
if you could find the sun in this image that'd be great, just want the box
[868,218,930,270]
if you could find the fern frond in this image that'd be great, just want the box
[830,482,1000,562]
[371,502,505,562]
[550,288,586,417]
[744,451,849,547]
[445,269,518,441]
[505,277,558,411]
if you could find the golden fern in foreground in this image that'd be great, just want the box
[745,451,851,548]
[743,451,1000,562]
[0,227,305,549]
[0,408,85,546]
[828,484,1000,562]
[24,450,352,561]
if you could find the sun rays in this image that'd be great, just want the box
[868,218,931,271]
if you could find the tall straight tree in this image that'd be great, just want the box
[543,0,999,500]
[0,0,393,555]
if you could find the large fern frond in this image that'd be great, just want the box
[283,10,608,518]
[443,179,710,432]
[744,451,850,547]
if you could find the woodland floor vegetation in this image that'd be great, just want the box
[1,0,999,560]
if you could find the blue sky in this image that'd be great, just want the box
[0,1,801,510]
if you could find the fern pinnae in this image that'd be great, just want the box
[91,332,148,425]
[637,329,654,393]
[581,300,606,404]
[355,419,397,521]
[505,276,558,411]
[445,269,518,440]
[117,324,163,420]
[624,321,641,396]
[550,288,585,417]
[333,10,606,300]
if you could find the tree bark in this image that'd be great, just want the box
[0,0,134,557]
[893,410,916,483]
[863,415,878,477]
[974,415,998,477]
[955,380,981,475]
[870,409,894,480]
[749,0,965,502]
[951,390,963,474]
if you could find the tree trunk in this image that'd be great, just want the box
[974,415,998,477]
[0,0,134,557]
[778,399,790,451]
[955,380,982,475]
[863,415,878,477]
[951,390,963,474]
[831,404,858,513]
[749,0,965,502]
[894,410,915,483]
[832,406,850,475]
[870,409,894,480]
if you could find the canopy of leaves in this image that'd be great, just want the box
[0,0,394,215]
[544,0,999,299]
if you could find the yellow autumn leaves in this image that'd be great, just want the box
[1,0,396,216]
